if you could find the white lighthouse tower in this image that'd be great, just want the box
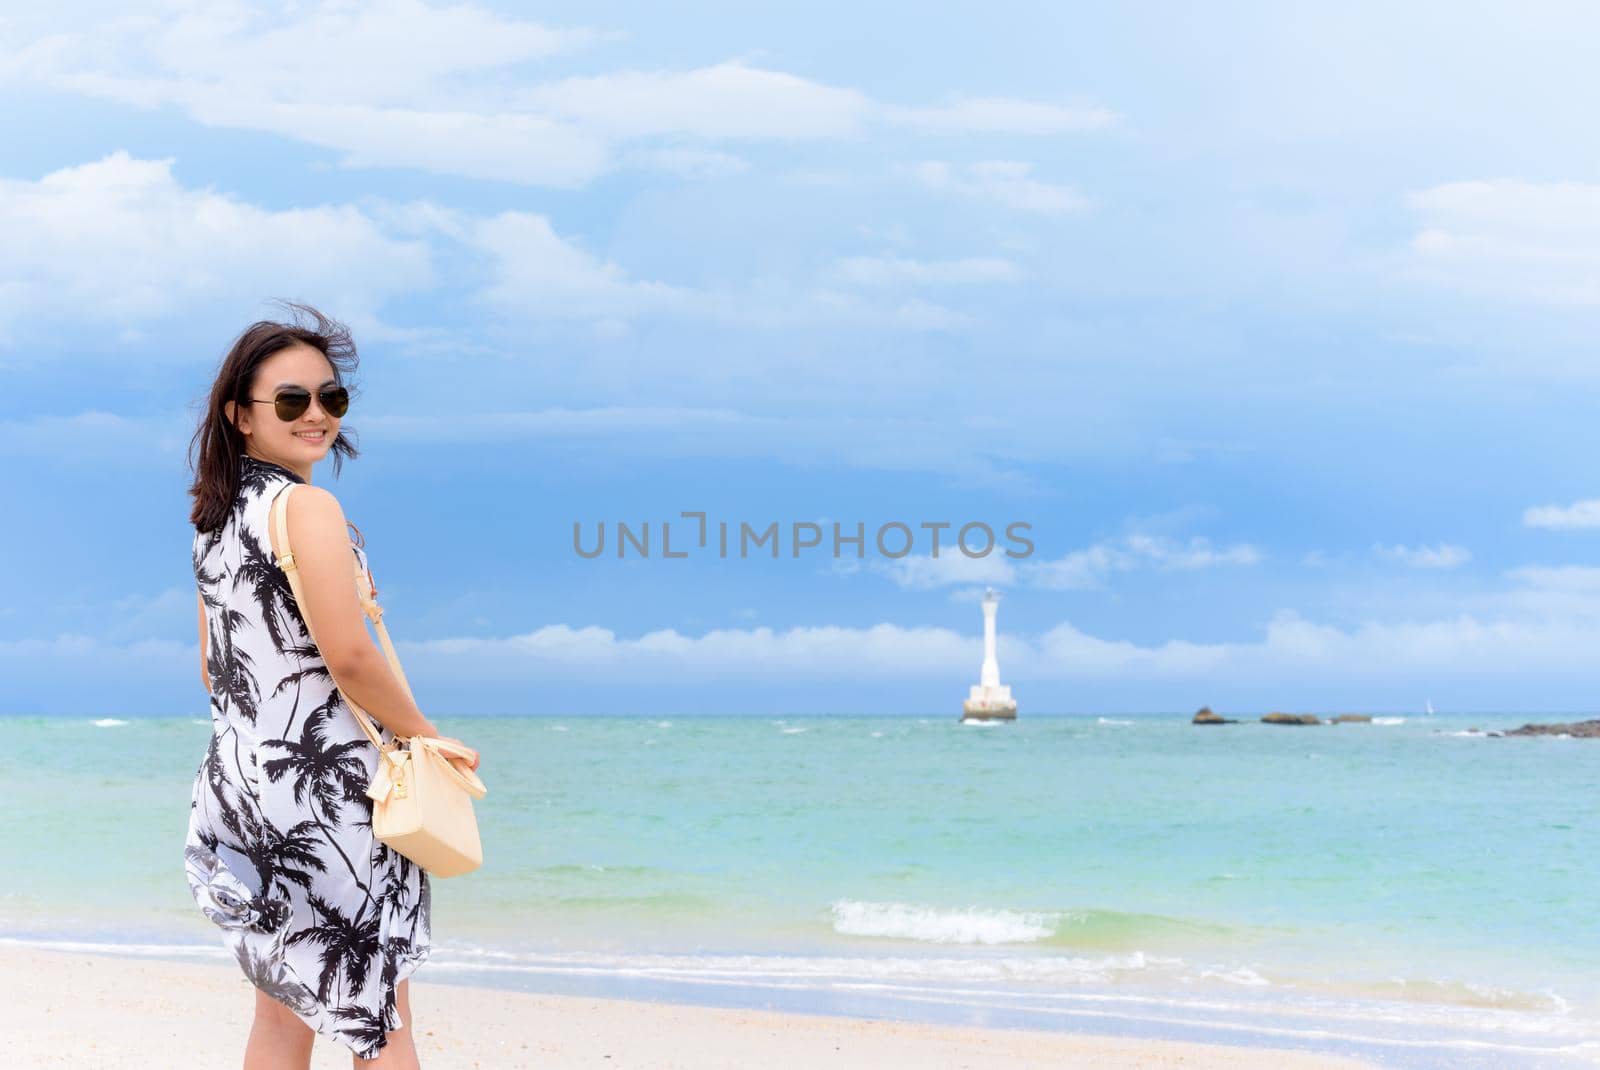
[962,587,1017,721]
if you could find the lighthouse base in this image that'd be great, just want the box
[962,684,1017,721]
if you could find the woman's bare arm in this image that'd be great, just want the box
[270,484,439,739]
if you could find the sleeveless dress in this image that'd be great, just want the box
[183,453,430,1061]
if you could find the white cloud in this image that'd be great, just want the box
[807,290,967,331]
[291,105,609,187]
[48,599,1600,693]
[1491,564,1600,621]
[833,255,1023,287]
[465,210,691,321]
[1506,565,1600,591]
[1024,541,1135,590]
[0,152,432,339]
[1024,534,1260,590]
[0,407,192,462]
[29,559,1600,707]
[1373,542,1472,568]
[1,5,1116,187]
[3,2,611,186]
[875,552,1019,591]
[0,154,978,343]
[410,621,978,681]
[884,96,1118,135]
[1029,608,1600,683]
[1524,498,1600,529]
[150,0,591,95]
[106,586,195,643]
[1405,179,1600,305]
[518,61,870,140]
[629,147,749,180]
[0,154,688,342]
[457,211,986,331]
[911,161,1091,217]
[1123,534,1261,569]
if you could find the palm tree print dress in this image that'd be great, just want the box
[184,453,430,1061]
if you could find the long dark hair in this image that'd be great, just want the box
[187,302,361,532]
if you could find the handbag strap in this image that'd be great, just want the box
[267,482,487,798]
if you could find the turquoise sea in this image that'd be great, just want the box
[1,712,1595,1067]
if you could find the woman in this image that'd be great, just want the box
[183,303,479,1067]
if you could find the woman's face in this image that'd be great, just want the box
[227,343,341,473]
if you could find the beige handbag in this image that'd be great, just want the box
[269,482,487,878]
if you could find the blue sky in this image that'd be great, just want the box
[5,1,1600,715]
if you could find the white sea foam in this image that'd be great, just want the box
[5,935,1591,1057]
[91,718,128,727]
[655,721,672,728]
[779,727,806,734]
[959,718,1002,727]
[0,936,223,959]
[1372,716,1405,725]
[550,725,568,732]
[1200,965,1271,986]
[428,942,1175,990]
[190,718,209,725]
[870,731,884,738]
[831,900,1056,945]
[1097,717,1133,725]
[423,943,1598,1047]
[434,942,1168,986]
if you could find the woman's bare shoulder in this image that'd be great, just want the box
[283,483,344,514]
[272,484,349,555]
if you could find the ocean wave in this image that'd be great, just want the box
[828,900,1232,951]
[1349,976,1573,1014]
[0,935,223,959]
[958,718,1003,727]
[1097,717,1134,725]
[832,900,1055,944]
[400,943,1600,1049]
[5,933,1591,1056]
[1371,716,1405,725]
[431,941,1177,988]
[1198,965,1271,986]
[91,718,127,727]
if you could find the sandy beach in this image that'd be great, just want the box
[0,944,1380,1069]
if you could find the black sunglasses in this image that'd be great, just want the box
[247,384,350,422]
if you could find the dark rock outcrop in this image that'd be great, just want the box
[1490,719,1600,738]
[1331,714,1373,723]
[1192,706,1239,724]
[1261,712,1323,725]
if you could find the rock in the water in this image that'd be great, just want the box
[1192,706,1239,724]
[1497,719,1600,738]
[1331,714,1373,723]
[1261,712,1323,725]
